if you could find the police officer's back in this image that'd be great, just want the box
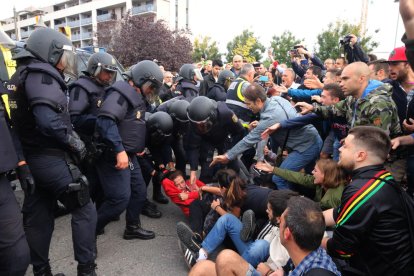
[175,64,202,101]
[206,69,235,102]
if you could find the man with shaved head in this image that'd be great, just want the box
[230,55,243,77]
[297,62,401,138]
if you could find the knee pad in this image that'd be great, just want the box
[58,175,90,212]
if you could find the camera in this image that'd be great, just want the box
[289,49,300,56]
[340,34,353,45]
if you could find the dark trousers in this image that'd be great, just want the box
[22,153,97,269]
[96,153,146,230]
[171,136,187,175]
[0,174,30,276]
[188,199,211,235]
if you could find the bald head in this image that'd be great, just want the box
[232,55,243,70]
[340,62,371,98]
[344,62,370,78]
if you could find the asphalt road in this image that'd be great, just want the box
[13,184,190,276]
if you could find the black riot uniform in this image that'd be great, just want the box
[175,64,202,101]
[206,69,235,102]
[69,52,118,206]
[185,96,245,183]
[95,60,163,240]
[8,28,97,276]
[0,93,30,276]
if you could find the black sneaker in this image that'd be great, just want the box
[178,240,197,269]
[240,209,256,242]
[176,222,201,252]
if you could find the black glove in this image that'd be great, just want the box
[67,132,87,161]
[16,164,35,196]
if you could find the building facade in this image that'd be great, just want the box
[1,0,188,48]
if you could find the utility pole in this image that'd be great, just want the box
[360,0,369,37]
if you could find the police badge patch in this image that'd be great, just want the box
[136,111,141,119]
[232,114,238,123]
[97,99,102,107]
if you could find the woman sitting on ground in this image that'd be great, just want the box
[255,159,347,209]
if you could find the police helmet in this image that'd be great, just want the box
[179,64,203,82]
[217,70,235,86]
[25,28,77,78]
[147,111,173,144]
[169,100,190,123]
[86,52,118,85]
[187,96,217,134]
[131,60,163,90]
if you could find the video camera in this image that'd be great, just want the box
[340,34,353,45]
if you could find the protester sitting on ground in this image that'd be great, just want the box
[186,169,247,239]
[162,170,214,216]
[255,159,347,210]
[215,196,340,276]
[184,190,298,274]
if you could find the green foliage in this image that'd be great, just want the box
[192,36,221,62]
[315,21,379,61]
[226,30,265,63]
[269,31,303,64]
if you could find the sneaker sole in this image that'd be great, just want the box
[176,222,201,252]
[240,209,256,242]
[178,240,196,269]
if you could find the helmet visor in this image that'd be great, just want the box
[193,68,203,81]
[61,46,78,80]
[188,115,213,134]
[98,65,117,86]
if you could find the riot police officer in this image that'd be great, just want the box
[206,69,235,102]
[138,111,173,210]
[0,88,30,276]
[185,96,245,185]
[175,64,203,101]
[68,52,117,205]
[8,28,97,276]
[95,60,163,240]
[156,98,190,174]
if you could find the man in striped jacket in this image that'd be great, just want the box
[321,126,414,276]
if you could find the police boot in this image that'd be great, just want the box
[123,222,155,240]
[77,261,97,276]
[33,264,65,276]
[152,171,169,204]
[141,199,162,218]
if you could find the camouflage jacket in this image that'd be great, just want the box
[313,82,401,137]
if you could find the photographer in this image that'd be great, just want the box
[341,34,369,64]
[289,45,325,83]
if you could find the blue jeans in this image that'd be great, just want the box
[201,214,269,267]
[273,136,323,190]
[333,138,340,162]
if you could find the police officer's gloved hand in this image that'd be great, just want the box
[67,132,87,161]
[16,164,35,196]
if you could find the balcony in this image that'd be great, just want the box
[131,4,155,15]
[81,32,92,39]
[20,30,33,39]
[67,20,80,28]
[97,13,111,22]
[71,33,81,41]
[81,17,92,25]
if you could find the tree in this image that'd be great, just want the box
[315,21,379,62]
[269,31,303,64]
[97,13,193,71]
[192,36,221,62]
[226,30,265,63]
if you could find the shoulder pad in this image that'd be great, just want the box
[68,86,89,115]
[109,81,141,108]
[24,70,68,111]
[25,63,66,91]
[98,90,127,121]
[217,101,234,120]
[69,76,104,96]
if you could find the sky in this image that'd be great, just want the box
[0,0,406,59]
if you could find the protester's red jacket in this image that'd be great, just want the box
[161,178,205,216]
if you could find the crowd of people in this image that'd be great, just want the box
[1,1,414,276]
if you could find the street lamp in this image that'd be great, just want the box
[13,6,44,41]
